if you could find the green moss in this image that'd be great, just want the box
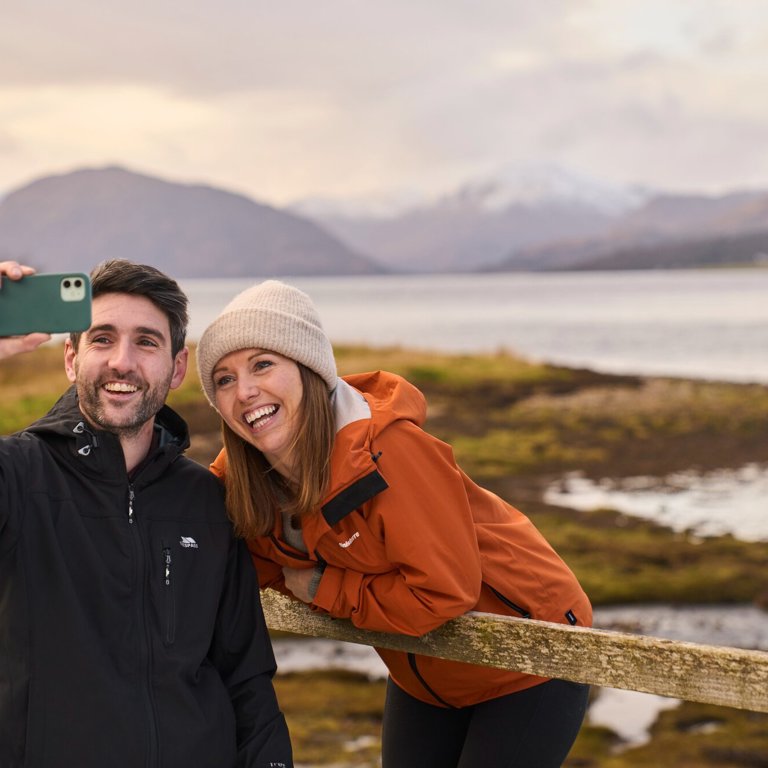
[452,428,606,477]
[334,344,570,387]
[509,503,768,606]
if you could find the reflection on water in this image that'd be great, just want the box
[587,689,680,749]
[594,604,768,651]
[274,638,387,679]
[545,463,768,542]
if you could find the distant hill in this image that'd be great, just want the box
[611,191,768,239]
[296,199,618,273]
[0,167,382,277]
[491,190,768,271]
[4,164,767,275]
[293,166,768,273]
[292,165,646,273]
[565,229,768,271]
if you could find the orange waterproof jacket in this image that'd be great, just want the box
[210,371,592,708]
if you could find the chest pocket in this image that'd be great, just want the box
[149,526,227,651]
[320,467,391,572]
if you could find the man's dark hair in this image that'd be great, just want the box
[70,260,189,356]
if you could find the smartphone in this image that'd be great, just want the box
[0,272,92,336]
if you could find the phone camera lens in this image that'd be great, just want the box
[63,280,71,288]
[74,279,82,287]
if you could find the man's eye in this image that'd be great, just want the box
[138,338,159,347]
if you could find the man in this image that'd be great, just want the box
[0,259,292,767]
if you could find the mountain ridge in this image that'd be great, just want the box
[1,164,766,275]
[0,166,382,277]
[298,172,768,273]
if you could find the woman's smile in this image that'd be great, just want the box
[244,403,279,429]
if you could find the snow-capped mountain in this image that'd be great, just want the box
[293,164,651,221]
[442,163,652,216]
[290,164,652,272]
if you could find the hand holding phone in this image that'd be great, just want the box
[0,269,92,336]
[0,262,52,359]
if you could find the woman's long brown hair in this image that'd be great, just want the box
[222,364,335,538]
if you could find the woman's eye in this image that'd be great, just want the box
[254,359,273,371]
[215,375,234,388]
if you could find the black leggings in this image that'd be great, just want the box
[381,677,589,768]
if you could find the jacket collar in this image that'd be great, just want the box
[22,385,189,485]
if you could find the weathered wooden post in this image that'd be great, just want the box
[261,590,768,713]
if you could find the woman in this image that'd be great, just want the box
[196,279,592,768]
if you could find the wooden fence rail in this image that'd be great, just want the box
[261,591,768,714]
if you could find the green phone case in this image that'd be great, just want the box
[0,273,92,335]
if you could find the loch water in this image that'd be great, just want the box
[183,269,768,383]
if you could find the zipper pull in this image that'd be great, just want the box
[128,486,135,524]
[163,547,172,586]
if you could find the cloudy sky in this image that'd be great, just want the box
[2,0,768,206]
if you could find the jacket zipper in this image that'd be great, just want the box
[127,483,160,767]
[162,543,176,645]
[486,584,531,618]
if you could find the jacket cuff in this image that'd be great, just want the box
[312,564,363,618]
[307,564,324,600]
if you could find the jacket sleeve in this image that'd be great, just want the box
[0,438,23,556]
[312,421,483,636]
[247,542,291,596]
[209,536,293,768]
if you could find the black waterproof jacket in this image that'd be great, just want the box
[0,387,292,768]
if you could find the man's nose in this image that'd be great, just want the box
[108,339,135,372]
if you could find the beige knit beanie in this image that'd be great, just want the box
[196,280,337,407]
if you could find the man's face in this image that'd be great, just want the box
[64,293,187,438]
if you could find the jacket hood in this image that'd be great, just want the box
[21,385,190,483]
[306,371,426,531]
[337,371,427,437]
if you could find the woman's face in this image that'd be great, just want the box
[212,348,304,478]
